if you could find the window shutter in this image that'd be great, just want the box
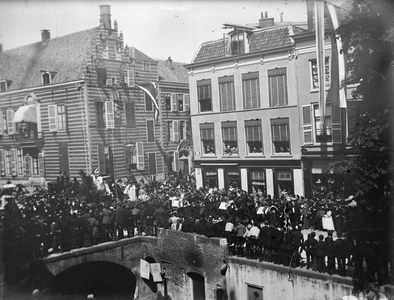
[127,70,135,87]
[0,149,5,176]
[105,101,115,129]
[6,110,15,135]
[0,112,3,135]
[136,141,144,170]
[183,94,190,111]
[173,120,180,142]
[48,105,58,132]
[174,150,180,171]
[10,149,17,176]
[331,105,342,143]
[24,156,32,177]
[125,102,136,128]
[171,93,178,111]
[302,105,313,145]
[39,156,45,177]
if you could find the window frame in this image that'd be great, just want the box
[310,57,330,91]
[197,79,212,112]
[245,119,263,155]
[218,75,236,112]
[221,121,238,156]
[96,102,106,129]
[147,119,155,142]
[57,104,67,132]
[242,72,260,109]
[270,118,291,154]
[200,123,215,155]
[125,102,136,128]
[268,67,288,107]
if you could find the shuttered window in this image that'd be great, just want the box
[6,110,15,134]
[10,148,17,176]
[125,102,136,128]
[171,93,178,111]
[17,149,23,175]
[136,141,144,170]
[197,79,212,112]
[96,102,105,129]
[127,70,135,87]
[148,152,156,175]
[0,149,4,176]
[245,119,263,154]
[173,120,180,142]
[219,76,235,111]
[0,111,4,135]
[302,105,313,145]
[242,72,260,109]
[57,105,67,132]
[268,68,288,107]
[105,101,114,129]
[48,105,58,132]
[183,94,190,111]
[24,156,32,177]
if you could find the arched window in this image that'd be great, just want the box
[96,61,107,85]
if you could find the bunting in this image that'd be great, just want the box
[136,82,160,122]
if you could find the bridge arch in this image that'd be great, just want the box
[47,252,135,277]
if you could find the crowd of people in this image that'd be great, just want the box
[1,170,393,290]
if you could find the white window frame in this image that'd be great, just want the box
[136,141,144,170]
[310,57,330,91]
[6,109,15,135]
[48,105,58,132]
[105,101,115,129]
[173,120,180,142]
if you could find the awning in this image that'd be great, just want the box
[13,105,37,123]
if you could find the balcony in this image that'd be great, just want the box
[14,125,44,145]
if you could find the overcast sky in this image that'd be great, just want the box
[0,0,316,63]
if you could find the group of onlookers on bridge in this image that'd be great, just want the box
[1,171,392,287]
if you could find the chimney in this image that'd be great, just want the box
[306,0,315,31]
[0,43,3,54]
[41,30,50,44]
[167,57,173,70]
[280,12,284,23]
[100,5,111,29]
[114,19,118,32]
[259,12,275,28]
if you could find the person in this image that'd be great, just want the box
[322,210,335,231]
[168,212,179,231]
[124,181,137,201]
[332,232,346,276]
[234,220,246,257]
[102,205,114,240]
[304,232,317,269]
[259,220,270,261]
[57,171,65,193]
[244,222,260,259]
[325,231,335,274]
[288,225,304,267]
[115,204,126,240]
[224,218,235,245]
[315,234,327,273]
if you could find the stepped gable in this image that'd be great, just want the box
[157,59,188,83]
[192,25,307,64]
[0,28,97,91]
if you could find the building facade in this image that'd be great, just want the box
[0,5,190,187]
[187,4,357,198]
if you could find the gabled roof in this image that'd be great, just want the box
[157,59,189,84]
[192,25,307,64]
[0,28,97,91]
[128,46,155,62]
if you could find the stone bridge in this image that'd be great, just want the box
[41,230,394,300]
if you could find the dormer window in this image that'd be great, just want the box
[0,80,12,92]
[41,71,56,85]
[0,81,7,92]
[231,31,245,55]
[223,24,252,56]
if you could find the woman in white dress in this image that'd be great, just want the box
[322,210,335,231]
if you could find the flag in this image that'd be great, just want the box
[150,263,163,282]
[326,2,347,108]
[315,0,326,131]
[136,82,160,122]
[140,259,150,280]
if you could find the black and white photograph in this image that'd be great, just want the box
[0,0,393,299]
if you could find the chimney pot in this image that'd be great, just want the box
[265,11,268,18]
[0,43,3,53]
[167,57,173,70]
[41,30,50,44]
[100,5,112,29]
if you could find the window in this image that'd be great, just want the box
[147,120,154,142]
[310,58,330,90]
[5,150,10,175]
[268,68,288,107]
[0,111,5,135]
[57,105,67,131]
[171,93,178,111]
[271,118,290,154]
[242,72,260,109]
[231,31,245,55]
[6,110,15,135]
[143,62,151,71]
[219,76,235,111]
[126,70,135,87]
[32,156,39,175]
[96,102,105,128]
[17,149,23,175]
[166,121,173,142]
[177,94,184,111]
[97,61,107,85]
[136,141,144,170]
[200,123,215,155]
[197,79,212,112]
[222,121,238,155]
[102,40,109,59]
[165,93,171,111]
[276,169,294,198]
[145,93,153,111]
[173,120,180,142]
[245,119,263,154]
[183,94,190,111]
[42,72,51,85]
[105,101,114,129]
[0,150,4,176]
[0,81,7,92]
[125,102,136,128]
[148,153,156,175]
[179,121,185,140]
[303,103,342,144]
[250,170,266,194]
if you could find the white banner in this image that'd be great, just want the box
[140,259,150,280]
[150,263,162,282]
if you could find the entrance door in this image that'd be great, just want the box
[59,146,69,175]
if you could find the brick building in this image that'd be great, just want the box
[0,5,190,187]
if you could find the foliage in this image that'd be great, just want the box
[332,0,394,201]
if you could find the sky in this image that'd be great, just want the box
[0,0,313,63]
